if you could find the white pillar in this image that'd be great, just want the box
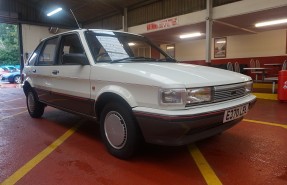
[205,0,212,64]
[122,8,128,32]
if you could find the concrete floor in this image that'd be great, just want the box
[0,86,287,185]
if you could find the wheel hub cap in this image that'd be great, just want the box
[104,111,127,149]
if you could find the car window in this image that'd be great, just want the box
[38,37,58,66]
[2,67,9,71]
[59,34,87,65]
[85,31,175,63]
[27,42,44,66]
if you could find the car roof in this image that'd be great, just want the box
[40,29,143,42]
[1,65,16,68]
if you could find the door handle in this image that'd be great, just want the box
[52,70,59,75]
[32,69,36,73]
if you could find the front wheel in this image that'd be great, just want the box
[100,102,141,159]
[26,89,45,118]
[13,75,21,84]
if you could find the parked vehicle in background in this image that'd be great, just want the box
[22,29,256,159]
[1,71,21,84]
[0,67,9,77]
[1,65,19,72]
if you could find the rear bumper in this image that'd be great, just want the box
[133,95,256,146]
[1,76,12,83]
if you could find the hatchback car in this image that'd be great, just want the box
[0,67,10,77]
[1,71,21,84]
[22,29,256,159]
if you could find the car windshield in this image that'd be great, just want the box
[85,30,176,63]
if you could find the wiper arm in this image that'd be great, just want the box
[111,57,155,63]
[156,57,177,62]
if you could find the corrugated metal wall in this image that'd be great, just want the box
[85,14,122,30]
[0,0,19,23]
[0,0,240,29]
[0,0,76,27]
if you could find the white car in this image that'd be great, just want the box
[22,29,256,159]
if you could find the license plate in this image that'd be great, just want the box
[223,104,249,123]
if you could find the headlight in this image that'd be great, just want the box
[186,87,212,104]
[159,87,212,106]
[160,89,186,105]
[245,81,253,94]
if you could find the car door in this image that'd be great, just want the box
[49,33,93,116]
[28,37,59,103]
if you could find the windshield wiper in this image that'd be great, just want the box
[111,57,156,63]
[156,57,177,62]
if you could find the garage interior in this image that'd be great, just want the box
[1,0,287,185]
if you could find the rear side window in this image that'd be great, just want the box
[38,37,58,66]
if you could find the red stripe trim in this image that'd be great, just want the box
[134,110,223,121]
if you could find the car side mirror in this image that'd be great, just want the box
[62,53,89,65]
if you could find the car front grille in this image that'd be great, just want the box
[213,83,246,102]
[185,83,247,107]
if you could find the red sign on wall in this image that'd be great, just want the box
[147,17,178,31]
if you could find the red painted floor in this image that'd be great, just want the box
[1,88,287,185]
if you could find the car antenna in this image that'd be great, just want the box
[70,9,81,29]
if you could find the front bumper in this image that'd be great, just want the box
[133,94,256,146]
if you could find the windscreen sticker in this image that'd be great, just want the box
[96,36,129,60]
[94,31,115,35]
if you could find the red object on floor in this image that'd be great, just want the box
[277,70,287,101]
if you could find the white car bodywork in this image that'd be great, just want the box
[22,29,256,158]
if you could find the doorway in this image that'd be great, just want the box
[0,23,21,87]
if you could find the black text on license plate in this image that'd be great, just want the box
[223,104,249,123]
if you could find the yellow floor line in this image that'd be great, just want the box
[253,83,276,89]
[188,144,222,185]
[252,93,277,100]
[1,121,83,185]
[243,119,287,129]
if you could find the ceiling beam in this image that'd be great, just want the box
[82,0,162,26]
[213,20,257,34]
[82,11,121,25]
[128,0,162,10]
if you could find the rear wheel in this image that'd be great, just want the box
[100,102,141,159]
[26,89,45,118]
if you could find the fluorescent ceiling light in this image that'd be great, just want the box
[128,42,135,46]
[166,46,174,49]
[255,18,287,27]
[179,32,202,39]
[47,7,63,16]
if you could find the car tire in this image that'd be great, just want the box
[100,102,141,159]
[26,89,45,118]
[13,75,21,84]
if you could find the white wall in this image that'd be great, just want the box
[173,29,287,61]
[22,24,69,60]
[175,39,206,61]
[227,29,286,58]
